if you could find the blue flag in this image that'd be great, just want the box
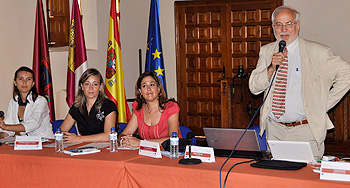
[145,0,167,94]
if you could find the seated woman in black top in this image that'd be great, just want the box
[60,68,118,143]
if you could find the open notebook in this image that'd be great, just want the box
[267,140,315,163]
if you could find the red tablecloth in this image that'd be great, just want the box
[1,143,349,188]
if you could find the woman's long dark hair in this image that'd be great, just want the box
[134,71,176,111]
[13,66,38,103]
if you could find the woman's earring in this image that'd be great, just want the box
[140,94,143,99]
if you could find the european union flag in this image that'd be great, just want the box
[145,0,167,94]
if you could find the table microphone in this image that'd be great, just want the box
[276,40,286,70]
[179,132,202,165]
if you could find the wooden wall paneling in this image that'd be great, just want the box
[228,2,277,129]
[176,0,350,156]
[176,3,227,135]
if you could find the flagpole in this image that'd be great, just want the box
[139,49,142,76]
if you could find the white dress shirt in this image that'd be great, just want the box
[269,38,307,123]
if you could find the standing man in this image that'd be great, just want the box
[249,6,350,158]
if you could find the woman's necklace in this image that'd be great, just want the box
[146,104,158,114]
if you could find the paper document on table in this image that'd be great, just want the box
[44,142,82,148]
[161,150,185,158]
[0,136,16,144]
[79,142,110,149]
[118,146,139,150]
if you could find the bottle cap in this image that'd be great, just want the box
[111,127,115,131]
[57,128,61,132]
[172,132,177,136]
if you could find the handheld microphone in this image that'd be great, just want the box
[0,111,4,120]
[276,40,286,70]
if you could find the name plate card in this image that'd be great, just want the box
[320,161,350,182]
[14,136,42,150]
[139,140,162,158]
[184,145,215,163]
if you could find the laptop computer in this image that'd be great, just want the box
[267,140,315,163]
[203,127,262,159]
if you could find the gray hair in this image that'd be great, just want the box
[271,6,300,24]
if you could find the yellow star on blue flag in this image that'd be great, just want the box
[154,66,164,76]
[152,49,162,60]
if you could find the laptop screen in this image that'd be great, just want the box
[203,128,260,151]
[267,140,315,163]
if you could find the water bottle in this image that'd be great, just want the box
[55,128,64,153]
[170,132,179,159]
[109,127,118,153]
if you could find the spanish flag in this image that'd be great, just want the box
[105,0,131,123]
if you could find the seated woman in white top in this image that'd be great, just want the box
[0,66,54,139]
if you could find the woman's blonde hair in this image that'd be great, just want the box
[74,68,107,113]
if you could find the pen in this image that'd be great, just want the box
[70,149,83,153]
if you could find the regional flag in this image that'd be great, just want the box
[66,0,88,107]
[145,0,167,94]
[105,0,131,123]
[32,0,55,122]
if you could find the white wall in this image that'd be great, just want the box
[285,0,350,61]
[0,0,349,119]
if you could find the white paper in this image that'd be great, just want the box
[161,150,185,158]
[78,142,109,149]
[44,142,82,148]
[14,136,42,150]
[138,140,162,158]
[0,136,16,144]
[117,146,139,150]
[184,145,215,163]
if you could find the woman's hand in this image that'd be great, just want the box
[0,132,9,139]
[0,119,8,130]
[120,131,140,148]
[63,132,81,143]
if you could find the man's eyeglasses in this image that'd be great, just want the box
[273,21,297,29]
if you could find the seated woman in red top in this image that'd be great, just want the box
[119,71,181,147]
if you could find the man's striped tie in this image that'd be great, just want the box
[272,48,288,119]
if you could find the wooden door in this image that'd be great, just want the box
[175,0,282,135]
[47,0,70,47]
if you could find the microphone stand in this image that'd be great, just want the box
[179,135,201,165]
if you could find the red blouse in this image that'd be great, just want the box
[132,101,182,139]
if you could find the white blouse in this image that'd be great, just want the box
[1,94,54,138]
